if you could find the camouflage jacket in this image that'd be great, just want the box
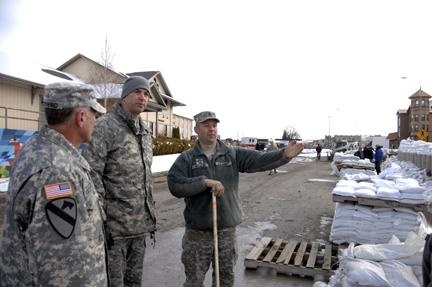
[0,126,107,287]
[167,140,290,230]
[82,103,156,239]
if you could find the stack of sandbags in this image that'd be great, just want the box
[330,203,427,245]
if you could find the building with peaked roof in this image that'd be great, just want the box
[397,89,432,144]
[0,52,192,140]
[56,54,191,139]
[0,51,81,130]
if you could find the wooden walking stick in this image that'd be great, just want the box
[212,192,220,287]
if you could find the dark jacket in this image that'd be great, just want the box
[354,150,364,159]
[167,140,291,230]
[316,145,322,153]
[363,147,374,161]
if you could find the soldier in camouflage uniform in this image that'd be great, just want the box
[0,82,107,286]
[82,76,156,287]
[168,111,304,287]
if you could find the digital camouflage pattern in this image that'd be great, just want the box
[0,126,107,287]
[182,227,237,287]
[82,102,156,239]
[82,102,156,286]
[193,111,220,123]
[43,81,106,114]
[107,237,146,286]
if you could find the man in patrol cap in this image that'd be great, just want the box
[168,110,304,287]
[0,81,108,286]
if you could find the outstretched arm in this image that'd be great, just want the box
[282,142,304,159]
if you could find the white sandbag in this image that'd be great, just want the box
[380,260,420,287]
[340,257,391,286]
[353,233,423,262]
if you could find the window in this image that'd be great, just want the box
[415,114,419,121]
[415,100,419,106]
[421,114,426,121]
[414,124,419,131]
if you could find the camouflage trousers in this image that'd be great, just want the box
[182,227,238,287]
[107,236,146,287]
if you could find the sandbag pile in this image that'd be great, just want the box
[330,203,427,244]
[332,177,429,204]
[331,152,376,181]
[315,232,426,287]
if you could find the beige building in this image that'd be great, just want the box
[57,54,192,139]
[0,52,192,140]
[0,51,82,130]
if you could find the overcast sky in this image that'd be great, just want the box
[1,0,432,140]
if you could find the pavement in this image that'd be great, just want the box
[143,223,318,287]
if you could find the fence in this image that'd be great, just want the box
[0,106,43,131]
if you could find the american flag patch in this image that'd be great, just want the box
[44,181,73,200]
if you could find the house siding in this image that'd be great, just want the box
[0,78,42,130]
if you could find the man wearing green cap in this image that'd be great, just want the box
[0,81,107,286]
[83,76,156,287]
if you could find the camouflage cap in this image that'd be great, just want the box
[193,111,220,123]
[43,82,106,114]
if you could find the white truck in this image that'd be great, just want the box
[240,137,258,149]
[371,136,389,149]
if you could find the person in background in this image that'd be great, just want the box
[82,76,156,286]
[315,143,322,161]
[167,111,304,287]
[354,146,364,159]
[267,141,279,175]
[363,144,374,163]
[374,145,384,174]
[0,82,107,286]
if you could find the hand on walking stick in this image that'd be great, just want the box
[204,179,224,196]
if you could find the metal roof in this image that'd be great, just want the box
[0,51,80,86]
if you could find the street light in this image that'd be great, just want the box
[328,115,331,146]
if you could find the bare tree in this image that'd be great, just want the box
[282,126,301,140]
[89,35,123,108]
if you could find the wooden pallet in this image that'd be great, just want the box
[335,163,375,171]
[332,194,428,213]
[244,237,339,281]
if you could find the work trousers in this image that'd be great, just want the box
[107,236,146,287]
[375,160,382,174]
[182,227,238,287]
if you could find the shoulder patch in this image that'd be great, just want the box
[44,181,73,200]
[45,197,77,239]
